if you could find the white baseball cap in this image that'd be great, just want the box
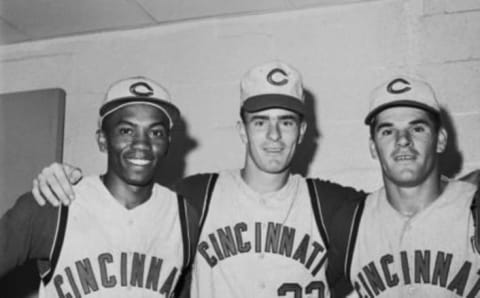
[365,76,441,125]
[240,61,305,115]
[98,76,180,128]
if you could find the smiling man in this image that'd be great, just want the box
[0,77,199,297]
[328,77,480,298]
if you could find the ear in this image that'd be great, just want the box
[369,137,378,159]
[237,120,248,144]
[96,130,107,152]
[436,127,448,153]
[297,120,307,144]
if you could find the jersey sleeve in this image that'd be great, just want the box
[174,193,202,298]
[0,192,60,278]
[311,179,367,241]
[326,195,366,297]
[173,173,218,220]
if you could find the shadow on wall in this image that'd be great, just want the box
[154,116,198,187]
[439,108,463,178]
[291,89,321,176]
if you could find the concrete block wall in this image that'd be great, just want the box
[0,0,479,192]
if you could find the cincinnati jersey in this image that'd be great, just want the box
[190,170,329,298]
[348,180,480,298]
[39,176,185,298]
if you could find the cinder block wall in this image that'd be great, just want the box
[0,0,479,192]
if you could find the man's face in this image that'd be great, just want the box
[239,108,307,174]
[369,106,447,187]
[97,104,170,187]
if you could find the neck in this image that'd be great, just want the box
[384,173,445,217]
[102,174,153,209]
[241,164,290,194]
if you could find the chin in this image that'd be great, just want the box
[124,173,155,187]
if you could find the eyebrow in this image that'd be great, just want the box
[375,118,432,132]
[249,115,269,121]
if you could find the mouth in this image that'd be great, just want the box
[126,158,153,166]
[264,147,284,154]
[393,154,416,162]
[124,151,155,166]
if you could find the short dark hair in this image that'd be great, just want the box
[369,108,441,138]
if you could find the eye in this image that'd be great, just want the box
[378,128,393,137]
[150,127,167,138]
[119,127,133,135]
[252,119,265,127]
[412,125,426,133]
[280,119,296,127]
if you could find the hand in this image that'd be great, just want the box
[32,162,83,207]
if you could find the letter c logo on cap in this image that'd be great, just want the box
[130,82,154,97]
[387,78,411,94]
[267,68,288,86]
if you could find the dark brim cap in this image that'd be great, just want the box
[240,61,305,116]
[242,94,305,115]
[364,99,440,125]
[365,76,441,125]
[99,76,180,128]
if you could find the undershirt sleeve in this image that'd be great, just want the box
[0,192,60,278]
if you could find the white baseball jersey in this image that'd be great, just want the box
[190,170,330,298]
[348,180,480,298]
[39,176,185,298]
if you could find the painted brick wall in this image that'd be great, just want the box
[0,0,478,192]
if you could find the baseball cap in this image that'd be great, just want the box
[98,76,180,128]
[364,76,441,125]
[240,61,305,115]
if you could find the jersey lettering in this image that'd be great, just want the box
[51,252,178,297]
[353,250,480,298]
[197,221,326,276]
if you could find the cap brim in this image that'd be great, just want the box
[364,99,440,125]
[242,94,305,115]
[99,97,180,127]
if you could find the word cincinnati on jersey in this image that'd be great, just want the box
[353,249,480,298]
[51,251,178,297]
[197,221,326,276]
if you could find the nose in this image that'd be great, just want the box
[396,129,412,147]
[267,122,281,141]
[132,130,151,149]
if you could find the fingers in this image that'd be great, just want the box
[32,178,46,206]
[33,170,61,207]
[36,163,74,206]
[65,164,83,184]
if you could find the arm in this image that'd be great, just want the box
[0,193,59,277]
[32,162,83,206]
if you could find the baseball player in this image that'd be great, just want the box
[30,61,369,297]
[328,77,480,297]
[0,76,200,297]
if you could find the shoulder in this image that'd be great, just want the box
[174,172,219,200]
[7,192,59,221]
[174,172,220,222]
[307,178,367,197]
[446,179,476,197]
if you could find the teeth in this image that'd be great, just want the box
[396,155,414,161]
[127,158,150,166]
